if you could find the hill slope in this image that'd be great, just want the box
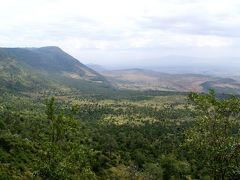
[0,46,109,93]
[100,68,240,94]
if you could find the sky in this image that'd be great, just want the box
[0,0,240,67]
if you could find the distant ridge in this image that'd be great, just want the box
[99,68,240,94]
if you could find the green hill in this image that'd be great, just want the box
[0,46,110,94]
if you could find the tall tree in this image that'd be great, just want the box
[184,90,240,179]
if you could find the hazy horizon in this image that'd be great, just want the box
[1,0,240,68]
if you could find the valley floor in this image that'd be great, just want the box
[0,89,240,179]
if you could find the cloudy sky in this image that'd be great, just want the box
[0,0,240,67]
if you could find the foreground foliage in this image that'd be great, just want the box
[184,90,240,179]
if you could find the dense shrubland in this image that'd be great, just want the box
[0,90,240,179]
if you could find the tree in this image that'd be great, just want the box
[35,97,96,179]
[184,90,240,179]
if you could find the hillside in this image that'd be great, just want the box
[100,68,240,94]
[0,47,109,94]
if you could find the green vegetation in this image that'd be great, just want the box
[0,47,109,93]
[1,89,240,179]
[1,47,240,179]
[184,90,240,179]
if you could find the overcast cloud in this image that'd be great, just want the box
[0,0,240,66]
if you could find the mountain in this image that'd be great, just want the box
[102,56,240,77]
[1,47,240,96]
[0,46,109,94]
[100,68,240,94]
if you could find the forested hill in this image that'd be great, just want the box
[0,46,109,93]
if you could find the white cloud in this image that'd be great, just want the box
[0,0,240,64]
